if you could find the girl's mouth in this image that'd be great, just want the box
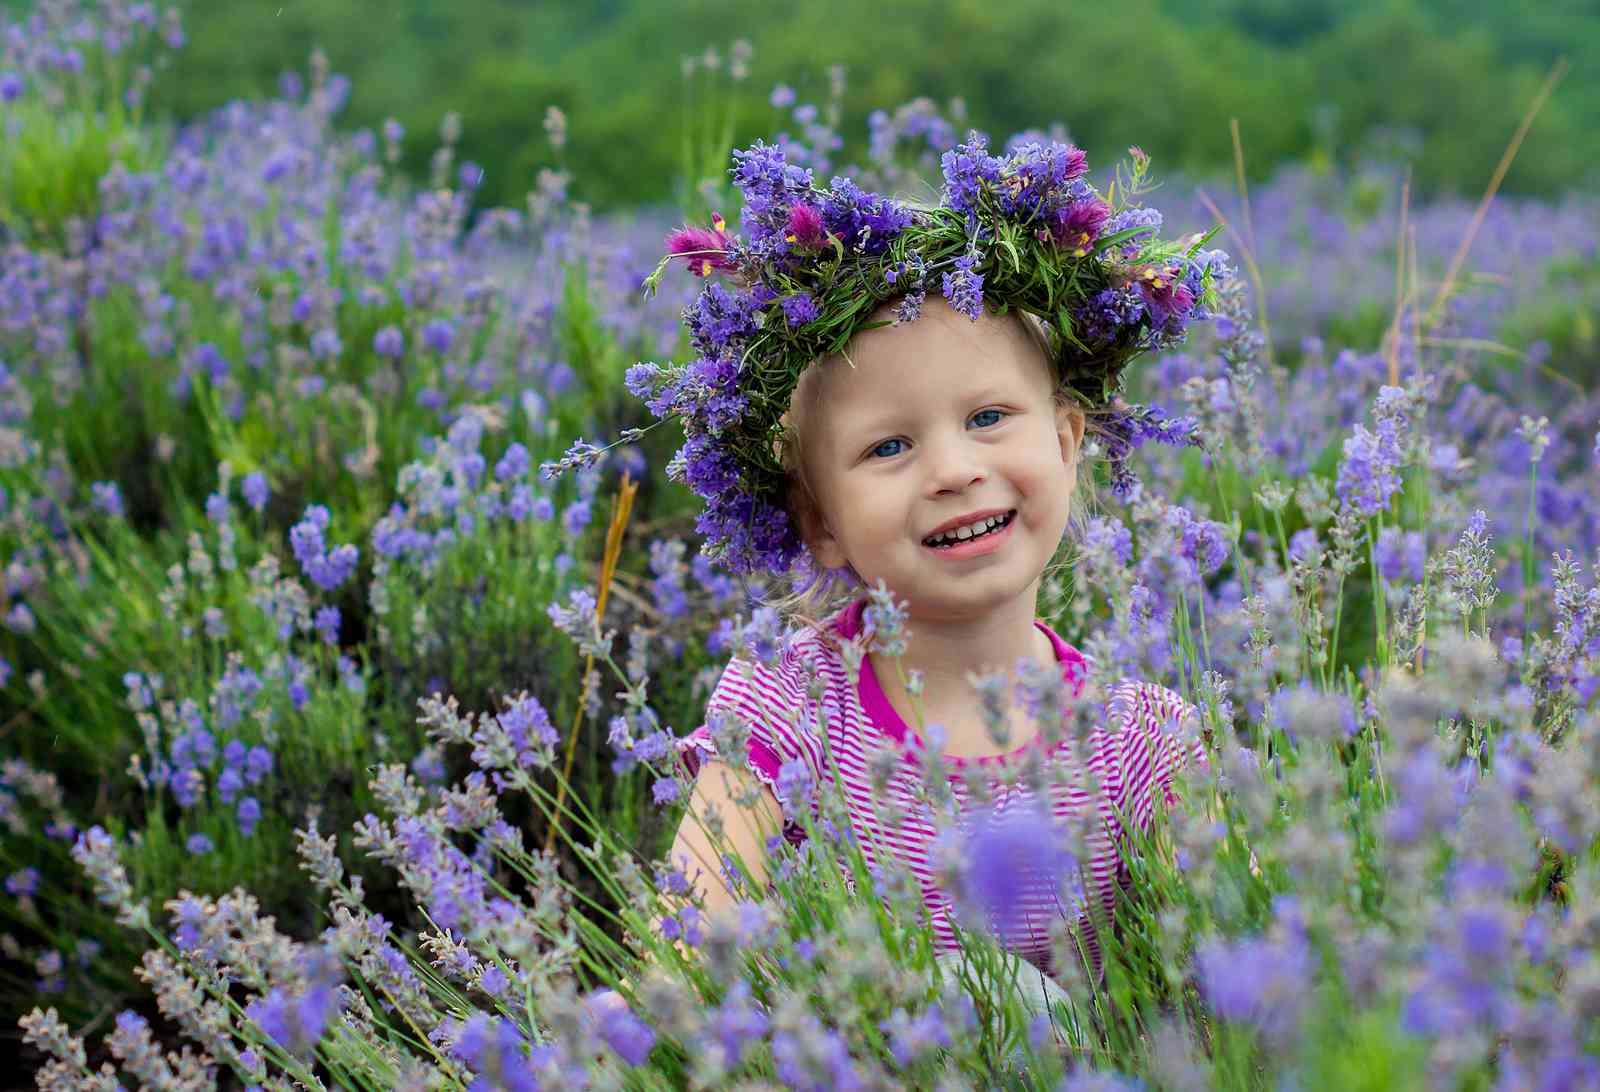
[921,509,1017,558]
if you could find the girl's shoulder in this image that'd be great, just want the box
[1095,676,1210,813]
[706,613,856,730]
[1104,676,1200,734]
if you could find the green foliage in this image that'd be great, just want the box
[153,0,1595,216]
[0,96,163,247]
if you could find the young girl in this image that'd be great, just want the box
[576,132,1225,1041]
[665,293,1206,1030]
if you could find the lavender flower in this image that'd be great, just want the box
[736,606,784,666]
[1374,527,1426,584]
[589,994,657,1065]
[781,292,819,327]
[961,802,1077,938]
[373,325,405,358]
[861,580,909,658]
[241,471,269,513]
[940,253,984,321]
[90,481,125,518]
[245,745,274,784]
[243,948,344,1057]
[288,504,360,591]
[237,797,261,836]
[1197,898,1310,1047]
[421,318,454,354]
[1336,386,1410,518]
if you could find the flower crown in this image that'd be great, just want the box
[549,132,1231,577]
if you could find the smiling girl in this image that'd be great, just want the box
[572,132,1227,1043]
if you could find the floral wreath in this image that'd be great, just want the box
[547,132,1232,577]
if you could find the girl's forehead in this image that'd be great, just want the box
[815,311,1049,400]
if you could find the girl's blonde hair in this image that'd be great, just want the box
[762,306,1105,640]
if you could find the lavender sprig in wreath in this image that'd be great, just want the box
[545,131,1232,576]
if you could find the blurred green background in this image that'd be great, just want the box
[42,0,1592,211]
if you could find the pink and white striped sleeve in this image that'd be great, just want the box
[672,650,818,840]
[1108,680,1208,845]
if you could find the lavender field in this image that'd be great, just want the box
[3,3,1599,1090]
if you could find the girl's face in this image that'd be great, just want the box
[791,297,1086,623]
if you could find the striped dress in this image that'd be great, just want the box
[674,596,1205,981]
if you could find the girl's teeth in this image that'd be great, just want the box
[926,512,1010,546]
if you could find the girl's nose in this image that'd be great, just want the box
[928,440,985,495]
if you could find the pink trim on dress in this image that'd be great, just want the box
[833,597,1090,770]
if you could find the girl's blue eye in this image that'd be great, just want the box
[871,438,904,459]
[970,409,1004,428]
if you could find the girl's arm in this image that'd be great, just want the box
[665,757,784,918]
[603,758,784,1002]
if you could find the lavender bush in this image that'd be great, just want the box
[5,4,1600,1088]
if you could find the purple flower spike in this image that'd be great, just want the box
[948,802,1078,941]
[589,994,657,1065]
[372,325,404,359]
[940,253,985,321]
[780,292,818,328]
[237,797,261,837]
[241,472,269,513]
[90,481,125,518]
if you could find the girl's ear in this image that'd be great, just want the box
[809,524,849,572]
[789,479,849,571]
[1055,401,1087,467]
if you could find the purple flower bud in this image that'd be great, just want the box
[245,745,274,785]
[217,766,243,804]
[372,325,404,359]
[421,318,454,354]
[185,833,214,856]
[780,291,819,327]
[309,329,343,361]
[940,253,984,321]
[493,443,530,482]
[237,796,261,836]
[1288,528,1323,564]
[91,481,125,518]
[240,472,269,513]
[561,499,592,537]
[590,995,657,1065]
[1374,527,1426,584]
[737,606,785,666]
[0,73,23,102]
[774,757,814,814]
[314,605,341,646]
[170,766,203,808]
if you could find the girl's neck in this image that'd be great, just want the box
[865,589,1055,742]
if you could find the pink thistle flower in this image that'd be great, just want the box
[1132,262,1195,331]
[1050,197,1111,257]
[782,202,827,249]
[665,212,735,277]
